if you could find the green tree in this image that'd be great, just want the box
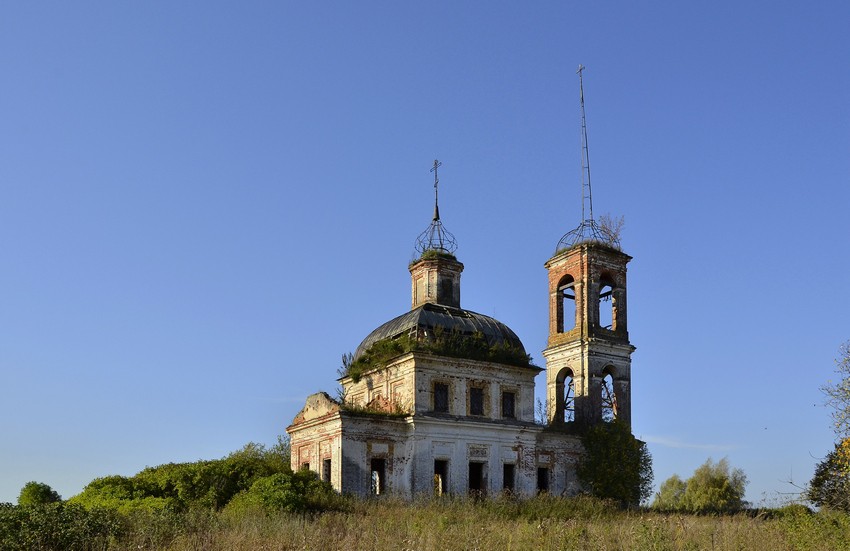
[807,437,850,513]
[576,420,653,507]
[17,482,61,507]
[654,458,748,513]
[651,474,686,511]
[808,342,850,511]
[822,341,850,438]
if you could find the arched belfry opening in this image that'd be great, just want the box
[598,275,614,331]
[600,368,617,422]
[557,275,576,333]
[542,65,635,429]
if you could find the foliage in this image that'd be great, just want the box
[652,457,748,514]
[0,502,123,551]
[344,328,534,382]
[651,474,686,511]
[807,437,850,513]
[227,469,347,515]
[577,420,653,506]
[18,481,61,507]
[71,441,291,513]
[822,341,850,438]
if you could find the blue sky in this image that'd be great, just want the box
[1,2,848,505]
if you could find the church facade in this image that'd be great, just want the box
[287,174,634,499]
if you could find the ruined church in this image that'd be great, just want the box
[287,69,635,498]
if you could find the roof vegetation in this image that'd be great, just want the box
[342,327,534,382]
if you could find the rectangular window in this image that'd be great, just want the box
[501,391,516,419]
[433,382,449,413]
[434,460,448,496]
[370,458,386,495]
[537,467,550,493]
[503,463,515,492]
[300,462,310,471]
[469,387,484,416]
[322,459,332,482]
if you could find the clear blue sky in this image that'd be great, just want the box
[1,2,848,505]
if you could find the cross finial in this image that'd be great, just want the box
[576,64,585,76]
[430,159,442,221]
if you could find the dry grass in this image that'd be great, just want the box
[129,497,850,551]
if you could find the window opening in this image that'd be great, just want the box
[434,460,448,496]
[469,387,484,416]
[564,375,575,423]
[558,276,576,333]
[598,278,614,330]
[537,467,550,493]
[503,464,515,493]
[469,462,485,496]
[370,458,386,495]
[300,462,310,471]
[433,382,449,413]
[501,391,516,419]
[438,277,454,304]
[601,372,617,422]
[322,459,332,482]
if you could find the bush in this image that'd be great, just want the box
[236,469,347,514]
[71,441,292,513]
[0,502,123,551]
[576,420,653,507]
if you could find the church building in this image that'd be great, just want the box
[287,68,635,498]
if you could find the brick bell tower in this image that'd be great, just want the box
[543,65,635,430]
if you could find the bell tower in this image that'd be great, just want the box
[543,66,635,429]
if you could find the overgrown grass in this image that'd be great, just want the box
[6,495,847,550]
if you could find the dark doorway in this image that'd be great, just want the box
[370,458,386,495]
[469,462,485,496]
[502,463,515,493]
[434,459,448,496]
[537,467,549,493]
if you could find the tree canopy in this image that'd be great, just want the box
[652,458,748,514]
[17,482,61,507]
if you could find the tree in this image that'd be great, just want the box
[652,474,687,511]
[807,342,850,510]
[576,420,653,507]
[17,482,61,507]
[807,437,850,512]
[822,341,850,438]
[653,458,748,513]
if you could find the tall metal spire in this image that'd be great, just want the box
[578,64,594,226]
[556,65,620,252]
[414,159,457,257]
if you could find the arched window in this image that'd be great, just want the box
[558,275,576,333]
[564,373,575,423]
[598,275,614,330]
[556,367,575,423]
[601,369,617,422]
